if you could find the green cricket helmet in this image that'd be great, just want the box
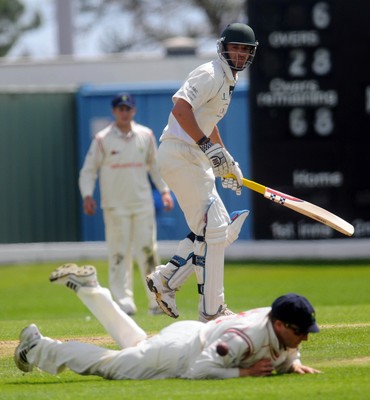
[217,23,258,71]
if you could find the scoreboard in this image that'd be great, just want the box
[247,0,370,239]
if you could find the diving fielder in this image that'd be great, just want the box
[15,264,321,379]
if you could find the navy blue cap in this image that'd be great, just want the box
[271,293,320,333]
[111,93,135,108]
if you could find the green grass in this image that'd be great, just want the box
[1,260,370,399]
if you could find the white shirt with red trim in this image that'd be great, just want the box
[184,307,301,379]
[79,122,169,209]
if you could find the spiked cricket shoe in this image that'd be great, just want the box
[199,305,235,323]
[148,305,165,315]
[118,297,137,316]
[146,272,179,318]
[14,324,42,372]
[49,263,98,292]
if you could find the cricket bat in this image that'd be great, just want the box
[224,175,354,236]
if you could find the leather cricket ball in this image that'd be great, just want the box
[216,342,229,356]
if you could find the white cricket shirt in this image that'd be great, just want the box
[160,58,237,144]
[79,122,169,209]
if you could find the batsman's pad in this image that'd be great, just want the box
[225,209,249,246]
[204,197,229,244]
[153,205,246,295]
[195,198,228,315]
[194,234,206,295]
[199,242,225,315]
[162,234,195,290]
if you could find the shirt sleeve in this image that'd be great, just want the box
[186,330,251,379]
[174,67,220,111]
[146,132,170,193]
[78,137,104,198]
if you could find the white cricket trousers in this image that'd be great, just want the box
[157,139,230,316]
[76,286,147,348]
[103,204,159,309]
[27,321,203,380]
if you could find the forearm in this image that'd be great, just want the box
[187,365,239,380]
[209,126,224,146]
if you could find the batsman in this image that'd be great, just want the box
[147,23,259,322]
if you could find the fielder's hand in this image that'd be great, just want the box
[222,163,243,195]
[290,363,322,374]
[161,191,174,211]
[239,359,275,377]
[83,196,97,216]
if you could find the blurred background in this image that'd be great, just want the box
[0,0,369,260]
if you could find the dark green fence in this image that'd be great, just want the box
[0,90,80,243]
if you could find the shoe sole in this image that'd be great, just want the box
[14,325,39,373]
[49,263,96,283]
[14,343,32,372]
[146,277,178,319]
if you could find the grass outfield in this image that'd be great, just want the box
[1,260,369,399]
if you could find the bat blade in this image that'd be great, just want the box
[223,175,354,236]
[263,186,354,237]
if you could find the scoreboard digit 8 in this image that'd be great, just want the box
[247,0,370,240]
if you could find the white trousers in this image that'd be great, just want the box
[103,204,158,309]
[158,139,230,315]
[158,139,228,235]
[27,321,203,380]
[77,286,147,348]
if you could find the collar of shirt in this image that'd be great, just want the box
[218,57,238,84]
[112,123,135,140]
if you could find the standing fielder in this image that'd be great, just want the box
[15,264,321,379]
[146,23,258,322]
[79,93,174,315]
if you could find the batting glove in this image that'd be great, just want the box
[222,162,243,195]
[198,138,237,178]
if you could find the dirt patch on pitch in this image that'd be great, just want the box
[315,356,370,367]
[320,323,370,329]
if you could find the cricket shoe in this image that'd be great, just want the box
[146,272,179,318]
[49,263,98,292]
[199,305,235,323]
[118,297,137,316]
[14,324,43,372]
[148,305,165,316]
